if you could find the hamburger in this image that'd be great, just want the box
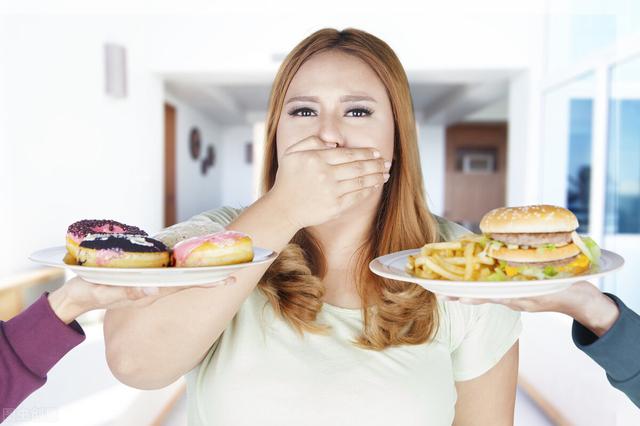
[479,205,600,280]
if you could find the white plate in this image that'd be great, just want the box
[369,248,625,299]
[29,246,277,287]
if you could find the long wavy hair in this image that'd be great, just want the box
[256,28,440,350]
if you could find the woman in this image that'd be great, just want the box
[104,28,521,425]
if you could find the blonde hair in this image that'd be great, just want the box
[257,28,440,350]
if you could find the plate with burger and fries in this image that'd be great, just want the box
[369,205,624,299]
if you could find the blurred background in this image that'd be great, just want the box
[1,0,639,424]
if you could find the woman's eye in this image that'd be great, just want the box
[345,107,373,117]
[287,106,373,118]
[288,107,316,117]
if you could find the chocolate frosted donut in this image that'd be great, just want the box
[80,234,166,252]
[77,234,170,268]
[66,219,148,262]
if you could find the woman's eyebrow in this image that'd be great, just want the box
[285,94,377,104]
[340,94,376,103]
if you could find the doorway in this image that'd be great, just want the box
[444,122,507,232]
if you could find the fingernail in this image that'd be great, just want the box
[325,142,338,148]
[384,161,391,169]
[373,150,380,158]
[383,173,390,181]
[143,287,159,296]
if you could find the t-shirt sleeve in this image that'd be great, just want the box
[153,206,245,248]
[447,302,522,382]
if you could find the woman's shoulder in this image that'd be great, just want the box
[153,205,247,247]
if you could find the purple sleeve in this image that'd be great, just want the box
[1,292,85,421]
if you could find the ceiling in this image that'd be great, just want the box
[165,73,509,126]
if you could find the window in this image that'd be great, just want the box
[545,0,640,75]
[605,55,640,234]
[540,73,595,233]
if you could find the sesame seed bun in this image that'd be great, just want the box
[479,205,578,234]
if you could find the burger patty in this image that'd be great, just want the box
[506,254,578,268]
[490,232,573,247]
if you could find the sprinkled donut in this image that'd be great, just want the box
[66,220,147,263]
[172,230,254,267]
[76,234,170,268]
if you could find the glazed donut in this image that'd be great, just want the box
[172,230,254,267]
[66,219,147,262]
[76,234,170,268]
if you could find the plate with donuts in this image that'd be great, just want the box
[29,219,277,287]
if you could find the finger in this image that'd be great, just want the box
[436,294,457,302]
[125,286,148,300]
[316,146,381,165]
[338,185,379,211]
[142,287,160,296]
[332,157,389,181]
[197,276,237,288]
[285,136,337,154]
[457,297,489,305]
[489,298,513,305]
[336,173,388,196]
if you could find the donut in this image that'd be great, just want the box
[172,230,254,267]
[66,220,147,262]
[76,234,170,268]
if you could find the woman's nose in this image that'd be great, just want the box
[317,114,344,146]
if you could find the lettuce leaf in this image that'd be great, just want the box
[486,268,507,281]
[519,266,547,280]
[582,236,601,266]
[537,243,556,253]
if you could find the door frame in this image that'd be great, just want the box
[164,103,177,227]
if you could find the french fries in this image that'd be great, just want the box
[406,234,497,281]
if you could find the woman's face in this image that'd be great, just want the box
[276,50,394,163]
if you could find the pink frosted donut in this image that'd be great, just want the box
[66,220,147,262]
[172,230,254,267]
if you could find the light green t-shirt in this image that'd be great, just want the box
[155,206,521,426]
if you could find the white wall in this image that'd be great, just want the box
[2,16,164,275]
[0,8,544,277]
[220,125,254,209]
[165,92,223,222]
[418,124,446,216]
[0,14,12,277]
[506,71,543,207]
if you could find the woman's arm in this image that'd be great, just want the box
[103,191,300,390]
[453,342,519,426]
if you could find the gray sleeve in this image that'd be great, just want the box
[152,206,245,248]
[433,214,473,241]
[572,293,640,408]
